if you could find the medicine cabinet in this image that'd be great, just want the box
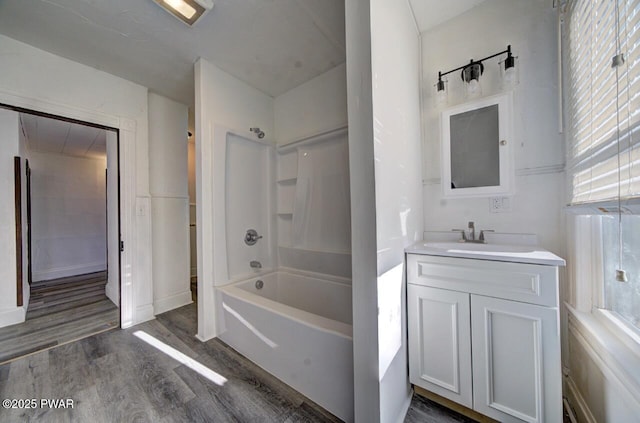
[441,92,513,198]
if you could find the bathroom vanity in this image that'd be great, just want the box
[406,241,565,423]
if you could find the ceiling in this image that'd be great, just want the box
[408,0,488,33]
[20,113,108,159]
[0,0,346,104]
[0,0,485,106]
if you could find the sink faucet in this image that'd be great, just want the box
[452,221,493,243]
[250,260,262,269]
[468,221,475,241]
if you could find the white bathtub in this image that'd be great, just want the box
[217,269,354,422]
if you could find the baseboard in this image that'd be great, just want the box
[33,262,106,282]
[0,306,26,329]
[105,282,119,307]
[394,389,414,423]
[133,304,155,326]
[154,291,193,315]
[565,377,597,423]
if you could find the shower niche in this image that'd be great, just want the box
[276,129,352,278]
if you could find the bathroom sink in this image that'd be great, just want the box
[406,241,565,266]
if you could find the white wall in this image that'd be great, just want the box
[0,109,25,327]
[0,34,153,327]
[420,0,564,255]
[148,92,191,315]
[345,0,423,421]
[370,0,423,421]
[195,58,274,340]
[29,151,107,281]
[345,0,379,419]
[274,63,348,144]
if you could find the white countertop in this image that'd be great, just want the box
[406,241,566,266]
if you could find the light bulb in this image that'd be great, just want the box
[503,67,516,88]
[164,0,196,18]
[436,88,447,107]
[466,79,481,98]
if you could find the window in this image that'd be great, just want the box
[565,0,640,331]
[602,214,640,329]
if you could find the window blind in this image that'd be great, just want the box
[565,0,640,205]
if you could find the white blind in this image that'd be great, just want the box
[566,0,640,205]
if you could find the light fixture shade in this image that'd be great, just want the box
[465,78,482,99]
[461,62,483,83]
[153,0,214,26]
[462,62,483,99]
[435,78,448,107]
[500,55,519,89]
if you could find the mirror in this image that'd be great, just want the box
[441,92,513,198]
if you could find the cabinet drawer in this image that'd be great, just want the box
[407,254,559,307]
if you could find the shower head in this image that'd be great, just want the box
[250,127,265,139]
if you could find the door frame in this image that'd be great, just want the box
[1,98,135,327]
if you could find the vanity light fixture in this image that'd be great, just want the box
[436,45,517,103]
[435,73,448,106]
[153,0,214,26]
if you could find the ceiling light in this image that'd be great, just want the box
[153,0,214,26]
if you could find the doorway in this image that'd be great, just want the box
[0,106,121,364]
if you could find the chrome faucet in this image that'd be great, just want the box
[451,221,493,243]
[468,221,475,241]
[250,260,262,269]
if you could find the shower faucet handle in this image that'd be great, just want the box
[244,229,263,246]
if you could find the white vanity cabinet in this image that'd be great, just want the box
[407,253,563,423]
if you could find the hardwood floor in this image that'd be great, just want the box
[0,304,341,422]
[404,394,476,423]
[0,301,489,422]
[0,272,119,364]
[27,271,113,319]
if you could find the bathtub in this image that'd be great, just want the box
[217,269,354,422]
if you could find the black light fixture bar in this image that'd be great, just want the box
[437,45,514,89]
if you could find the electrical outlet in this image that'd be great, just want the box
[490,196,512,213]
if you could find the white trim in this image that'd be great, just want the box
[105,279,119,307]
[564,377,597,423]
[154,291,193,315]
[0,307,26,328]
[566,304,640,412]
[32,262,106,282]
[135,304,155,325]
[515,163,565,176]
[594,308,640,357]
[394,389,414,423]
[0,91,144,331]
[441,92,514,198]
[565,198,640,215]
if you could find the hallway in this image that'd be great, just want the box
[0,272,118,364]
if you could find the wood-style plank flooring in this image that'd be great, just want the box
[0,305,342,422]
[0,300,491,422]
[404,394,475,423]
[0,272,119,364]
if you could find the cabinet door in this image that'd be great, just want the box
[408,285,472,408]
[471,295,561,423]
